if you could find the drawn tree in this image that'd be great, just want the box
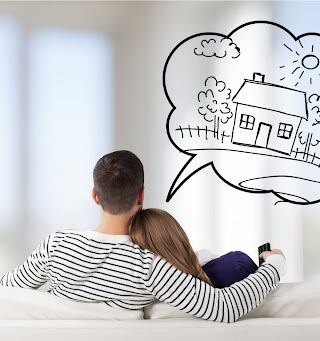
[197,76,233,124]
[298,93,320,155]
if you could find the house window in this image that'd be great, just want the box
[239,114,255,130]
[277,123,293,139]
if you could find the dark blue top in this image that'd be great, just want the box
[202,251,258,288]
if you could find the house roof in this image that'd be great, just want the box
[232,80,308,120]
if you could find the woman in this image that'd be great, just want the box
[131,208,213,285]
[130,208,279,288]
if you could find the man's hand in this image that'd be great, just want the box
[259,249,286,261]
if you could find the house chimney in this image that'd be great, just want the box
[253,72,265,82]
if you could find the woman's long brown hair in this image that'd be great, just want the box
[130,208,212,285]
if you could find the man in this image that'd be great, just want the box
[0,150,286,322]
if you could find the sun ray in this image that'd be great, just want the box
[283,43,293,52]
[292,66,300,74]
[279,43,320,87]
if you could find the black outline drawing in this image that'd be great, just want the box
[280,44,320,86]
[231,73,307,155]
[197,76,233,124]
[164,21,320,204]
[255,123,272,147]
[194,37,240,59]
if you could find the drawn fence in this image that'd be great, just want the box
[292,147,320,167]
[175,124,231,143]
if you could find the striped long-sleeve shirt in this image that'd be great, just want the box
[0,229,285,323]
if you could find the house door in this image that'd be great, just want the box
[255,123,272,148]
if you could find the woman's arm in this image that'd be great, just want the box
[143,253,285,323]
[0,234,53,288]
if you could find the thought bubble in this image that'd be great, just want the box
[164,21,320,205]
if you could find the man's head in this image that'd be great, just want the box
[92,150,144,215]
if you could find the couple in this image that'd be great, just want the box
[0,150,286,323]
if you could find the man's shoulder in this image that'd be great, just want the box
[54,228,81,233]
[50,228,86,239]
[118,240,155,259]
[46,228,86,246]
[48,229,156,259]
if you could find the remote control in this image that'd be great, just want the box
[258,242,271,266]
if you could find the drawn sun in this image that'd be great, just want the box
[279,41,319,87]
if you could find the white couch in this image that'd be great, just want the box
[1,318,319,341]
[0,278,319,341]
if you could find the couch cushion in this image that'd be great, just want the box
[144,279,320,319]
[244,278,320,318]
[0,287,143,320]
[0,318,319,341]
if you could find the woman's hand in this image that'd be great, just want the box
[259,249,286,261]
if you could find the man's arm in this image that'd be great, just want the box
[143,254,285,323]
[0,234,53,289]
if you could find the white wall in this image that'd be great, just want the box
[0,1,318,281]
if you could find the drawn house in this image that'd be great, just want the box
[231,73,308,155]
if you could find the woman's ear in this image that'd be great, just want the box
[137,186,145,206]
[92,187,100,205]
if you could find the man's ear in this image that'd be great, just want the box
[137,186,144,206]
[92,187,100,205]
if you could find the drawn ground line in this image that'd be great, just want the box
[238,178,310,204]
[273,191,309,203]
[274,191,309,205]
[239,174,320,186]
[239,175,317,204]
[241,187,310,203]
[184,147,320,167]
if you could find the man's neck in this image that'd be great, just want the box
[94,210,133,235]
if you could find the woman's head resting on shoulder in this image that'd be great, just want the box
[130,208,212,285]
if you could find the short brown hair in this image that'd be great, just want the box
[93,150,144,214]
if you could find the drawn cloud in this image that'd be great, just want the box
[194,37,240,58]
[198,76,233,124]
[164,21,320,205]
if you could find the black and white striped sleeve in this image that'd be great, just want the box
[143,254,285,323]
[0,233,54,288]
